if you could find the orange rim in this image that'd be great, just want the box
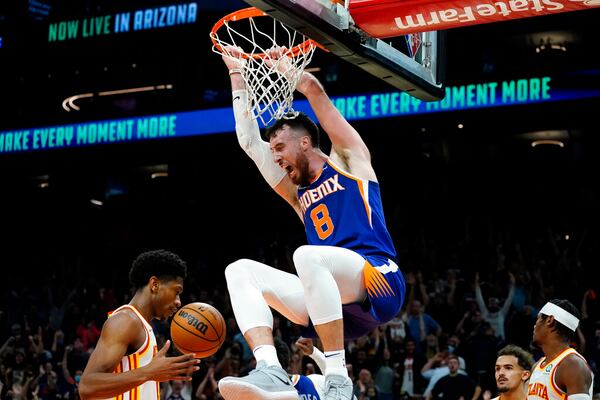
[210,7,326,60]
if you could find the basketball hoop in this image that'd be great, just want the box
[210,7,325,125]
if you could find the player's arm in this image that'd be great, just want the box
[223,48,302,217]
[296,72,377,181]
[555,355,592,399]
[79,313,199,399]
[296,337,326,374]
[471,384,482,400]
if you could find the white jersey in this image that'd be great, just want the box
[528,348,592,400]
[108,305,160,400]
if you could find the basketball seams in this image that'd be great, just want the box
[170,303,226,357]
[174,340,222,357]
[171,318,221,343]
[181,306,222,340]
[205,307,226,337]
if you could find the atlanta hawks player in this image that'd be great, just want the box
[80,250,199,399]
[527,300,593,400]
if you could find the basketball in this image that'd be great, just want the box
[170,302,226,358]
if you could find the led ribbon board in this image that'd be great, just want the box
[47,2,198,42]
[2,76,600,154]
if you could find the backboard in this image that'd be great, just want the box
[241,0,445,101]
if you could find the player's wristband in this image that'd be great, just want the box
[567,394,591,400]
[229,68,242,76]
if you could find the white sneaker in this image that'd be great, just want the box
[218,361,299,400]
[323,374,354,400]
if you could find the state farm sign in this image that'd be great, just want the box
[349,0,600,37]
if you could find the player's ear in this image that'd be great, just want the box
[149,276,160,294]
[301,135,310,149]
[522,369,531,382]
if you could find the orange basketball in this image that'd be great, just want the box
[170,302,226,358]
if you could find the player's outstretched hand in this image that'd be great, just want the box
[144,340,200,382]
[221,46,245,71]
[295,337,314,356]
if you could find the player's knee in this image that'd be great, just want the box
[293,246,325,277]
[224,259,252,284]
[293,245,313,271]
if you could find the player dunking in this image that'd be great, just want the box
[527,300,593,400]
[218,48,405,400]
[79,250,200,399]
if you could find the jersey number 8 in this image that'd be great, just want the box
[310,204,334,240]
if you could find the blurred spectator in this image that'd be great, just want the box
[375,348,394,400]
[474,272,515,340]
[75,319,100,352]
[354,369,379,400]
[163,380,192,400]
[66,339,89,377]
[463,322,502,393]
[427,355,481,400]
[405,300,441,352]
[396,339,427,397]
[195,365,220,400]
[421,349,467,397]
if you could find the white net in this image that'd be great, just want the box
[211,8,318,126]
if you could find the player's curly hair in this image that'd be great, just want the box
[265,112,320,148]
[540,299,581,343]
[129,250,187,290]
[497,345,534,371]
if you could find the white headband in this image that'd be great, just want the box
[539,302,579,331]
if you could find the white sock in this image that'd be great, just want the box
[324,350,348,378]
[253,345,281,367]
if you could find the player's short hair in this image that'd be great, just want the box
[497,345,534,371]
[129,250,187,290]
[274,338,291,370]
[265,112,320,148]
[540,299,581,342]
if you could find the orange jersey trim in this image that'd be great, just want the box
[549,349,586,399]
[538,348,571,371]
[327,160,372,225]
[363,261,394,298]
[310,167,324,184]
[128,355,137,400]
[108,305,156,400]
[138,335,152,358]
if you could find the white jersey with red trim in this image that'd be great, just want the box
[527,348,592,400]
[108,304,160,400]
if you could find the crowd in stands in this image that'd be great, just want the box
[2,223,599,400]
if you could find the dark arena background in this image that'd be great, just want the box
[1,0,600,399]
